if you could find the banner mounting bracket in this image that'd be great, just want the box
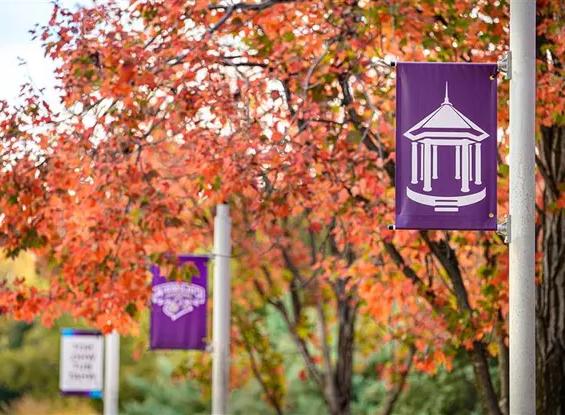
[496,215,510,243]
[497,51,512,80]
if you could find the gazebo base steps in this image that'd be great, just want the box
[406,187,486,211]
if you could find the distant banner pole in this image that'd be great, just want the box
[103,331,120,415]
[212,204,231,415]
[509,1,536,414]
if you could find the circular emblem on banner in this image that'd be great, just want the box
[152,282,206,321]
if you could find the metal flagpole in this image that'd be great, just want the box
[103,331,120,415]
[509,1,536,414]
[212,204,232,414]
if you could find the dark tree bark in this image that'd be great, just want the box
[496,315,509,415]
[331,279,358,415]
[535,124,565,415]
[534,3,565,410]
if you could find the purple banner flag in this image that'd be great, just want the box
[395,62,498,230]
[150,255,209,350]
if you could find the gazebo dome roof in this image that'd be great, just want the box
[404,83,489,142]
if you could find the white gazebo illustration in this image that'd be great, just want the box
[404,82,488,212]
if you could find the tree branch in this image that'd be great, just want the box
[379,346,416,415]
[208,0,296,33]
[256,266,326,392]
[242,340,285,415]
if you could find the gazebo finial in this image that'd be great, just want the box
[443,81,450,104]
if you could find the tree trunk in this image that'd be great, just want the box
[536,124,565,414]
[470,341,503,415]
[330,279,357,415]
[496,315,509,415]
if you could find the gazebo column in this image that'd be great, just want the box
[455,145,461,179]
[461,142,470,192]
[411,142,418,184]
[419,143,424,180]
[468,145,473,181]
[475,143,482,185]
[423,142,432,192]
[432,145,438,179]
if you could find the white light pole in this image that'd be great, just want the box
[212,204,232,414]
[509,1,536,414]
[103,331,120,415]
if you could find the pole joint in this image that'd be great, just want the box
[496,215,510,244]
[497,51,512,80]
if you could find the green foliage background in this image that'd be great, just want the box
[0,314,489,415]
[0,253,493,414]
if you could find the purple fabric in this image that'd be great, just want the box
[150,255,209,350]
[395,62,498,230]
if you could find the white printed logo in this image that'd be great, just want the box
[404,82,488,212]
[152,282,206,321]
